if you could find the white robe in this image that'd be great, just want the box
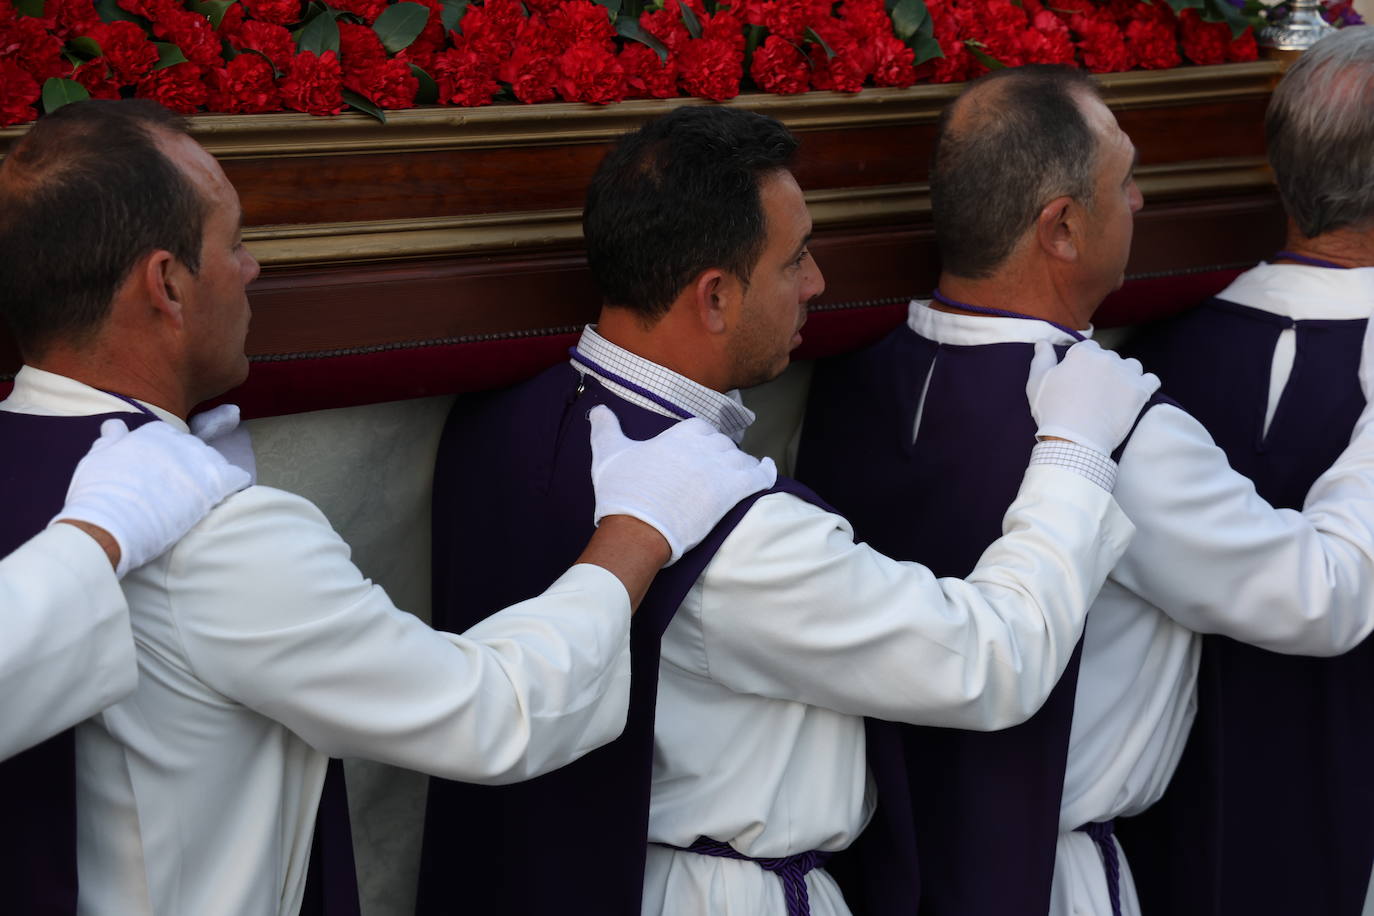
[901,299,1374,916]
[0,524,135,761]
[568,329,1136,916]
[2,366,635,916]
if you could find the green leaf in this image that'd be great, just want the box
[888,0,930,40]
[804,25,836,59]
[153,41,188,69]
[441,0,468,31]
[15,0,44,18]
[617,17,670,62]
[194,0,237,28]
[964,41,1006,69]
[93,0,143,23]
[342,88,387,123]
[41,77,90,114]
[68,36,103,58]
[909,31,943,64]
[410,62,438,103]
[677,0,702,38]
[373,1,429,52]
[594,0,622,16]
[296,7,342,55]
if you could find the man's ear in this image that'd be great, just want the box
[693,268,737,335]
[1036,195,1079,264]
[139,249,187,329]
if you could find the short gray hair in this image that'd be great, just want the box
[1268,27,1374,238]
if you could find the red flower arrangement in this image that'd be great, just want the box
[0,0,1279,127]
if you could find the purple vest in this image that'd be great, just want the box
[0,406,359,916]
[0,409,157,914]
[417,363,920,915]
[1119,298,1374,916]
[796,324,1087,916]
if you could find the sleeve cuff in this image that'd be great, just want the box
[1030,439,1117,492]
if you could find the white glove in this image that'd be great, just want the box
[189,404,257,484]
[52,419,253,577]
[588,405,777,565]
[1026,339,1161,456]
[1360,317,1374,407]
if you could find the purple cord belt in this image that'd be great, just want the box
[674,837,832,916]
[1076,819,1122,916]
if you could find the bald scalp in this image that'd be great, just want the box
[0,100,205,359]
[931,65,1101,279]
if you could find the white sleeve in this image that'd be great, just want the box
[0,524,136,760]
[166,487,633,785]
[690,464,1134,730]
[1110,403,1374,655]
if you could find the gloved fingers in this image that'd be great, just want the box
[190,404,241,442]
[588,405,631,465]
[88,418,133,454]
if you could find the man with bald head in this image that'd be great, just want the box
[799,63,1374,916]
[0,98,779,914]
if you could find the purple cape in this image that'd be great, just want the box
[417,362,919,915]
[0,409,156,914]
[796,324,1085,916]
[1119,298,1374,916]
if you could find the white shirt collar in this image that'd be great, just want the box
[1215,262,1374,321]
[906,300,1093,347]
[571,326,755,443]
[1,366,187,431]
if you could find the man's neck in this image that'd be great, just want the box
[1280,225,1374,269]
[934,272,1090,332]
[30,351,190,419]
[593,307,730,392]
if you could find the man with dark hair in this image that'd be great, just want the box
[0,98,779,915]
[798,63,1374,916]
[1121,28,1374,916]
[421,104,1160,916]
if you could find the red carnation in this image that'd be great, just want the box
[460,0,524,59]
[1071,12,1133,72]
[227,20,294,71]
[546,0,616,49]
[401,7,447,71]
[339,21,387,72]
[640,7,691,54]
[346,57,418,108]
[840,0,895,36]
[702,9,746,52]
[619,42,677,100]
[280,49,345,115]
[1020,17,1077,65]
[677,36,742,101]
[870,32,917,87]
[749,34,810,95]
[0,59,38,127]
[87,20,161,83]
[46,0,101,40]
[1227,25,1258,61]
[117,0,178,20]
[153,8,222,68]
[136,61,208,113]
[206,53,282,112]
[739,0,824,40]
[556,40,626,104]
[809,45,866,92]
[330,0,386,25]
[217,1,246,34]
[523,0,563,13]
[239,0,302,27]
[500,45,560,103]
[1,11,66,82]
[73,60,123,98]
[431,42,500,107]
[1124,17,1179,69]
[1178,10,1227,65]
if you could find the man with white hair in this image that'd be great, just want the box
[1121,28,1374,916]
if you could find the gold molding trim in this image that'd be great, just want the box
[246,155,1273,267]
[0,62,1280,159]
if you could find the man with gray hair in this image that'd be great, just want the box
[1121,27,1374,916]
[798,61,1374,916]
